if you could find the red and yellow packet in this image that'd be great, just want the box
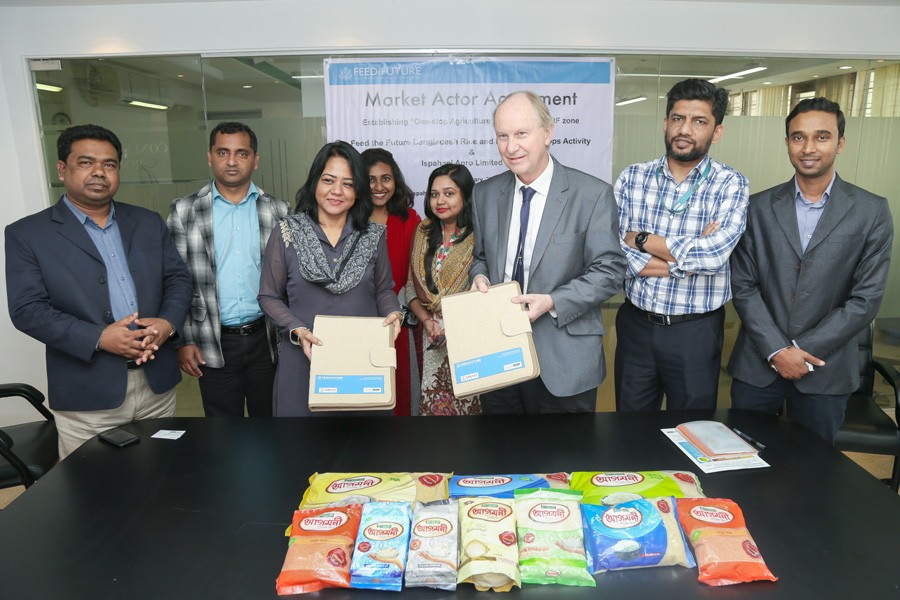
[412,472,451,503]
[299,472,450,509]
[276,505,363,595]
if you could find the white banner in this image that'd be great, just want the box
[324,57,615,212]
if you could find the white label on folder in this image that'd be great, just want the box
[454,348,525,384]
[315,375,385,394]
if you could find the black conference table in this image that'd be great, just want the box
[1,410,899,599]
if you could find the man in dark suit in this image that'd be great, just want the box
[728,97,893,444]
[167,122,288,417]
[5,124,191,457]
[470,91,625,413]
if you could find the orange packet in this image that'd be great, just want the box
[276,505,363,595]
[676,498,777,586]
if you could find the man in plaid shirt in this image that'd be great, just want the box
[614,79,749,411]
[167,122,289,417]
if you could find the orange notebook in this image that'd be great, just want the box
[675,421,758,460]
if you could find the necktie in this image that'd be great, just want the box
[511,186,536,291]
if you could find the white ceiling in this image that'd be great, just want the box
[687,0,900,4]
[2,0,900,5]
[11,0,899,104]
[0,0,264,5]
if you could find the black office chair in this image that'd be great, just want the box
[834,324,900,492]
[0,383,58,489]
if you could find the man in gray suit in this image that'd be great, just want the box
[470,91,625,413]
[167,122,289,417]
[728,97,893,444]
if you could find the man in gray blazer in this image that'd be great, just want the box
[167,122,289,417]
[470,91,625,413]
[728,97,893,444]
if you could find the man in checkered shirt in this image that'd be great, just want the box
[614,78,749,412]
[167,122,289,417]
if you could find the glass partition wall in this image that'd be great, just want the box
[31,53,900,411]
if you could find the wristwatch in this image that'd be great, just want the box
[635,231,650,253]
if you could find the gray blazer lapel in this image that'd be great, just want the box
[804,175,852,256]
[257,192,278,256]
[197,188,216,271]
[51,199,103,263]
[530,160,568,274]
[771,182,803,259]
[495,174,515,278]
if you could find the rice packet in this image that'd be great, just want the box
[676,498,777,586]
[570,471,704,505]
[513,488,595,587]
[300,473,418,509]
[582,497,696,573]
[275,505,362,595]
[349,501,412,592]
[539,472,571,489]
[411,472,452,503]
[405,500,459,591]
[449,474,550,498]
[457,497,521,592]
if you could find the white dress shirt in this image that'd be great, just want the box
[502,157,555,293]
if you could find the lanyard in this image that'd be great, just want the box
[655,160,711,215]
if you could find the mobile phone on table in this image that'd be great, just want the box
[98,427,140,448]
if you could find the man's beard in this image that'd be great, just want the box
[665,135,711,163]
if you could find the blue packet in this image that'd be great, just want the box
[582,497,696,573]
[449,474,549,498]
[350,501,411,591]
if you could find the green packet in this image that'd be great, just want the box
[570,471,704,505]
[513,488,596,587]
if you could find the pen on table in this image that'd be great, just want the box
[733,428,766,451]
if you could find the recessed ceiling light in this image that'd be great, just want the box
[128,100,168,110]
[177,74,184,78]
[709,66,767,83]
[242,85,253,89]
[813,75,819,78]
[763,81,773,85]
[615,96,647,106]
[839,65,853,70]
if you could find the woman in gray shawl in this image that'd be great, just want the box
[259,141,402,416]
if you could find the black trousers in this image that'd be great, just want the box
[614,300,724,411]
[731,378,848,445]
[480,377,597,414]
[198,325,275,417]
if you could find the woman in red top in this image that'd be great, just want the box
[362,148,422,416]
